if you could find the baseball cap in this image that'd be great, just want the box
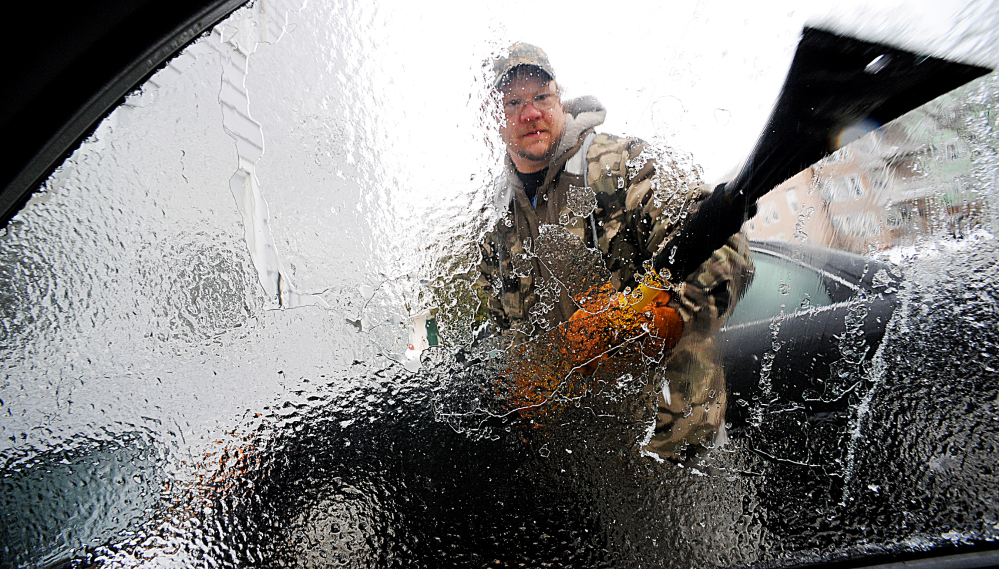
[492,42,556,88]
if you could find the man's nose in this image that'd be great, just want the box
[519,101,543,121]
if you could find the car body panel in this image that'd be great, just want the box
[718,241,900,428]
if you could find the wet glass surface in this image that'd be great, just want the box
[1,0,998,567]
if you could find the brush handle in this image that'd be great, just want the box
[652,27,991,282]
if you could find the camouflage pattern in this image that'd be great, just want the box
[643,239,753,460]
[492,42,557,87]
[477,96,754,461]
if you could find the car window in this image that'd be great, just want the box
[725,250,838,327]
[1,1,997,568]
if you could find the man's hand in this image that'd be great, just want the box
[504,280,683,416]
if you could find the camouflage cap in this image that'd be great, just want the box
[493,42,556,88]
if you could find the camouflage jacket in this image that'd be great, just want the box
[477,96,754,460]
[477,96,751,338]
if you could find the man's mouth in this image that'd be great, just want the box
[523,129,545,139]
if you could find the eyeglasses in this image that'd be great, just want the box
[502,92,558,117]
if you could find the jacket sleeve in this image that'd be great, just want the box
[603,142,755,462]
[586,135,753,321]
[584,136,723,290]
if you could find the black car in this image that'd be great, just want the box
[719,240,900,427]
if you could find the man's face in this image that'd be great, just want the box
[498,71,566,174]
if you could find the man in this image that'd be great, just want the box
[476,43,753,461]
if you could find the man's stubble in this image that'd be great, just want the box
[517,131,562,164]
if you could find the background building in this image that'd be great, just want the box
[745,83,994,253]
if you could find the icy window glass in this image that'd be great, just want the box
[2,0,998,568]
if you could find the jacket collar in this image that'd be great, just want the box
[554,95,606,159]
